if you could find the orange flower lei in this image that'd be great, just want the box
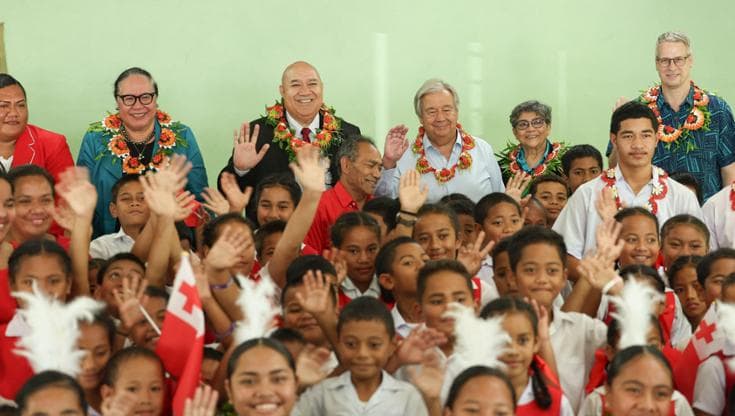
[600,167,669,215]
[641,82,711,149]
[412,124,475,183]
[96,110,181,174]
[265,101,342,162]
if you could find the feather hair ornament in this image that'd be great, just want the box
[609,277,663,350]
[233,274,279,345]
[716,301,735,371]
[443,302,510,370]
[13,284,103,376]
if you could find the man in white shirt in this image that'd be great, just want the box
[375,79,505,202]
[702,183,735,250]
[553,101,701,280]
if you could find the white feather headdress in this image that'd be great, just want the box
[233,274,279,345]
[443,302,509,370]
[717,302,735,371]
[609,277,663,349]
[13,285,103,376]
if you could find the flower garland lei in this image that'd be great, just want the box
[641,82,712,151]
[412,123,474,183]
[88,110,186,174]
[496,141,566,179]
[600,167,669,215]
[264,101,342,162]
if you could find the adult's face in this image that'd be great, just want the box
[341,141,382,197]
[0,84,28,142]
[419,90,458,146]
[279,62,323,126]
[656,41,693,91]
[116,74,158,133]
[512,111,551,151]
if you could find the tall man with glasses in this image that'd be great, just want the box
[608,31,735,201]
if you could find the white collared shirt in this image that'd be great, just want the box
[549,307,607,412]
[89,228,135,260]
[477,255,494,285]
[375,130,505,203]
[391,306,418,339]
[340,275,381,300]
[703,184,735,250]
[292,370,428,416]
[552,165,702,260]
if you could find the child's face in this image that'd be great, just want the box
[226,346,297,416]
[217,222,255,276]
[418,271,476,336]
[12,175,53,240]
[567,156,601,193]
[0,180,15,241]
[533,182,568,222]
[445,375,515,416]
[200,357,220,386]
[96,259,145,314]
[102,356,165,416]
[618,215,659,268]
[414,213,460,260]
[480,202,522,245]
[605,355,673,416]
[77,322,112,391]
[492,251,518,297]
[336,319,395,382]
[21,386,84,416]
[257,186,295,226]
[258,231,282,265]
[338,225,380,286]
[111,181,149,228]
[703,258,735,304]
[671,265,707,322]
[379,242,427,299]
[661,224,708,269]
[513,243,566,309]
[457,213,478,248]
[282,285,330,346]
[499,311,538,383]
[129,296,167,350]
[12,253,70,304]
[523,203,547,228]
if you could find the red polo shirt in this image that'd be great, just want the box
[304,182,369,254]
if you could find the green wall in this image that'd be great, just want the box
[3,0,734,186]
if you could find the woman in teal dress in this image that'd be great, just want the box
[496,100,566,183]
[77,67,207,237]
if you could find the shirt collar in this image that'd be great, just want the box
[549,306,575,337]
[113,227,133,240]
[329,370,401,391]
[285,110,320,133]
[613,165,661,186]
[341,274,381,297]
[423,129,462,151]
[657,83,695,110]
[333,181,360,209]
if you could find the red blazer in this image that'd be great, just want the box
[11,124,74,181]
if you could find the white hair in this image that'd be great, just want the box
[656,31,692,56]
[413,79,460,117]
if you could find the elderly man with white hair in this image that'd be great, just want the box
[375,79,504,202]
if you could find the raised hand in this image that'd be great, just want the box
[294,270,332,316]
[577,253,621,293]
[232,122,267,171]
[407,349,446,402]
[201,187,230,217]
[101,390,137,416]
[174,191,197,221]
[112,273,149,331]
[395,326,448,366]
[295,344,331,388]
[505,171,532,203]
[52,202,75,232]
[290,145,327,193]
[183,385,219,416]
[527,297,550,343]
[457,231,495,276]
[154,154,192,194]
[594,218,624,266]
[55,166,97,219]
[192,255,213,302]
[382,124,409,169]
[596,187,621,222]
[203,225,251,272]
[219,172,252,213]
[322,249,347,286]
[398,169,429,214]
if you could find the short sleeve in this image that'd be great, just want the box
[552,187,591,259]
[692,356,725,415]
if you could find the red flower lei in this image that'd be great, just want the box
[265,101,341,162]
[641,82,711,146]
[600,167,668,215]
[412,124,475,183]
[100,110,180,174]
[507,141,563,177]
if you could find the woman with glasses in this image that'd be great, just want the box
[77,67,207,237]
[497,100,567,184]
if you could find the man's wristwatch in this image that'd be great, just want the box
[395,210,418,227]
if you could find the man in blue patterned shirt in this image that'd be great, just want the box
[609,32,735,202]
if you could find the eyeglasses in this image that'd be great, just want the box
[116,92,156,106]
[655,55,690,68]
[514,118,546,130]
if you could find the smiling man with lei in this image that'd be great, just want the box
[217,61,360,213]
[77,67,208,237]
[608,31,735,202]
[375,78,504,203]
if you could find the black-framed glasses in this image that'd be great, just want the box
[514,118,546,130]
[655,55,690,68]
[116,92,156,106]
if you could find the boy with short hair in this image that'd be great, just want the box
[89,174,150,259]
[508,226,606,412]
[561,144,603,193]
[293,297,427,416]
[529,174,569,225]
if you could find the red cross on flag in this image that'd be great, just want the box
[155,254,204,416]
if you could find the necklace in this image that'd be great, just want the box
[264,101,342,162]
[412,123,474,182]
[121,126,155,162]
[600,167,668,215]
[641,82,711,151]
